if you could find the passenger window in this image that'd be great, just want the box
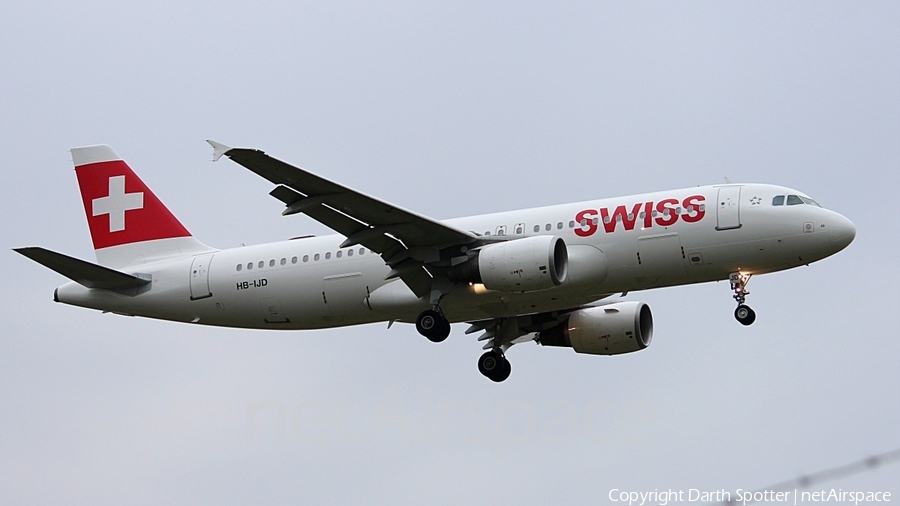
[336,250,342,258]
[533,225,540,233]
[592,218,599,225]
[291,256,297,264]
[772,195,785,206]
[545,223,551,231]
[302,255,308,262]
[359,248,365,255]
[568,221,575,228]
[514,223,524,235]
[280,258,286,265]
[787,195,803,206]
[347,249,353,257]
[269,259,275,267]
[258,261,264,269]
[236,264,242,272]
[557,222,563,229]
[495,225,507,236]
[247,262,253,270]
[325,252,331,259]
[314,254,320,261]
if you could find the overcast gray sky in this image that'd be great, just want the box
[2,2,898,504]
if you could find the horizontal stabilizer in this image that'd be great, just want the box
[14,247,151,291]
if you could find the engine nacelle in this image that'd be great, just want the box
[537,301,653,355]
[448,235,568,292]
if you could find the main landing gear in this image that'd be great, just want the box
[478,350,511,382]
[416,308,451,343]
[414,307,514,383]
[730,272,756,326]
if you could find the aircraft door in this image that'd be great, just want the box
[716,186,742,230]
[637,233,686,285]
[261,297,290,323]
[322,272,366,320]
[190,254,214,300]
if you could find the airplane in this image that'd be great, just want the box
[14,142,856,382]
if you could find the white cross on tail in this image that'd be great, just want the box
[92,175,144,232]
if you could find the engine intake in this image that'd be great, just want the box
[538,301,653,355]
[449,235,568,292]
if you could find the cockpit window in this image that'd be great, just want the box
[778,194,822,207]
[799,196,820,207]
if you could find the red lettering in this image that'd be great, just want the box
[577,195,705,236]
[681,195,705,223]
[654,199,679,226]
[600,203,643,233]
[574,209,598,237]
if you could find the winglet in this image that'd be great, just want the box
[206,140,232,162]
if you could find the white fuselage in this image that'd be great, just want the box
[55,183,855,329]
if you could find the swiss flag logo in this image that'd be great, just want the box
[75,160,191,250]
[91,175,144,232]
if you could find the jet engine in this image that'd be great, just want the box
[537,301,653,355]
[448,235,568,292]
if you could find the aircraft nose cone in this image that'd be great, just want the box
[830,213,856,252]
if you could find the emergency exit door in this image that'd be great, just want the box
[716,186,742,230]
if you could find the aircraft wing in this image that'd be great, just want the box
[208,141,478,297]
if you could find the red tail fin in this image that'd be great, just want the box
[71,145,212,267]
[73,145,191,249]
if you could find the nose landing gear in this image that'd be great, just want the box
[735,304,756,325]
[730,272,756,326]
[416,308,451,342]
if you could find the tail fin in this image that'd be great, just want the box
[72,145,213,268]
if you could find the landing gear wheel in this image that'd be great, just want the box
[478,351,511,382]
[729,272,756,326]
[436,318,451,341]
[416,309,451,342]
[496,357,511,382]
[734,304,756,326]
